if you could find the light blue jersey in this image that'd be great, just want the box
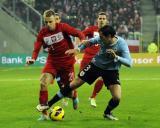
[79,36,132,70]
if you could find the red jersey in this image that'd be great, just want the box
[32,23,85,65]
[82,26,100,58]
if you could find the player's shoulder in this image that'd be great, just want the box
[84,25,98,31]
[38,26,48,35]
[82,26,98,35]
[117,36,126,43]
[59,22,70,27]
[116,36,128,48]
[57,23,73,31]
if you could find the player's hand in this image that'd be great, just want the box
[26,59,35,65]
[65,49,79,56]
[106,49,117,59]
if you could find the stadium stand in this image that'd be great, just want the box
[152,0,160,14]
[33,0,142,40]
[4,0,159,53]
[1,0,42,35]
[152,0,160,46]
[0,7,35,53]
[33,0,142,52]
[2,0,142,40]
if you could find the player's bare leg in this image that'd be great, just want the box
[37,73,53,121]
[89,78,103,107]
[104,84,121,121]
[44,77,85,110]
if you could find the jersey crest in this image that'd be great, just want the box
[43,32,64,45]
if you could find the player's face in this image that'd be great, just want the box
[44,15,56,31]
[99,32,112,45]
[55,15,61,23]
[97,15,109,28]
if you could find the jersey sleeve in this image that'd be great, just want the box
[82,27,92,37]
[88,36,100,45]
[62,23,85,41]
[78,36,100,51]
[116,40,132,67]
[31,30,43,60]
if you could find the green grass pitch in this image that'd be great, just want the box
[0,65,160,128]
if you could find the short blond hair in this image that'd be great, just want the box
[43,9,55,18]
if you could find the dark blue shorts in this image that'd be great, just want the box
[78,63,120,88]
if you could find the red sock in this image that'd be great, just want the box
[73,90,78,98]
[91,79,103,98]
[39,90,48,105]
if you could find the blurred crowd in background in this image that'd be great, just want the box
[3,0,160,41]
[1,0,160,53]
[21,0,142,39]
[33,0,142,39]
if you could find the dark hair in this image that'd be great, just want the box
[55,13,60,16]
[99,25,116,37]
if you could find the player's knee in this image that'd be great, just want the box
[40,83,47,91]
[40,73,53,87]
[70,77,84,89]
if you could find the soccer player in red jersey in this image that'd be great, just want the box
[80,12,109,107]
[43,12,70,107]
[26,10,85,120]
[42,13,61,53]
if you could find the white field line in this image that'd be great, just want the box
[0,78,38,82]
[0,78,160,82]
[0,67,42,71]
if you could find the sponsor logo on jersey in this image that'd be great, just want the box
[43,32,64,45]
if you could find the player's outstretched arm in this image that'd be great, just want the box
[26,36,42,66]
[65,40,91,56]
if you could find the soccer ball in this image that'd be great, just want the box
[49,106,65,121]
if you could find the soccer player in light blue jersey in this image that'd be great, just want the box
[37,25,132,120]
